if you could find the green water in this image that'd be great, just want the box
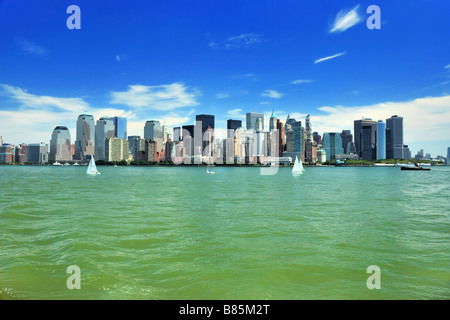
[0,165,449,300]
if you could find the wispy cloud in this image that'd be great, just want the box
[209,33,265,49]
[15,37,49,56]
[231,73,255,79]
[261,90,283,99]
[330,5,362,33]
[227,108,245,119]
[314,51,346,64]
[291,79,315,85]
[110,83,201,111]
[215,92,229,99]
[445,64,450,70]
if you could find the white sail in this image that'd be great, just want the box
[292,156,304,175]
[87,156,99,175]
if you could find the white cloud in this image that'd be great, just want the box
[209,33,265,49]
[110,83,201,111]
[15,37,49,56]
[330,5,362,33]
[314,51,346,64]
[311,95,450,145]
[0,84,129,145]
[227,108,245,119]
[116,55,121,62]
[445,64,450,70]
[291,80,315,85]
[261,90,283,99]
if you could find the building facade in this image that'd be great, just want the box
[95,117,115,161]
[74,112,95,160]
[322,132,344,162]
[105,138,129,162]
[27,143,48,164]
[49,126,72,162]
[376,120,386,160]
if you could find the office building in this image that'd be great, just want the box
[313,132,322,146]
[49,126,72,162]
[322,132,344,161]
[105,138,129,162]
[354,118,376,158]
[95,117,115,161]
[129,136,145,160]
[340,130,353,154]
[376,120,386,160]
[361,124,376,160]
[173,127,181,142]
[447,147,450,165]
[144,120,163,152]
[15,143,27,163]
[386,115,409,159]
[27,143,48,164]
[0,143,14,164]
[246,112,264,131]
[74,112,95,160]
[276,119,285,157]
[269,111,277,132]
[112,116,127,140]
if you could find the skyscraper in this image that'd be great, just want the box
[49,126,72,162]
[95,117,115,161]
[173,127,181,142]
[105,137,129,162]
[74,112,95,160]
[376,120,386,160]
[112,116,127,140]
[144,120,163,152]
[361,125,376,160]
[386,115,407,159]
[447,147,450,165]
[269,110,277,132]
[322,132,344,162]
[305,114,313,141]
[340,130,353,154]
[246,112,264,131]
[354,118,376,158]
[276,119,285,157]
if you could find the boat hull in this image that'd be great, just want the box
[400,167,430,171]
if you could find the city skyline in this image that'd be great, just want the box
[0,1,449,157]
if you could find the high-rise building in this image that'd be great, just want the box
[322,132,344,161]
[27,143,48,164]
[105,138,129,162]
[74,112,95,160]
[305,114,313,141]
[313,132,322,146]
[49,126,72,162]
[112,116,127,140]
[246,112,264,131]
[196,115,215,157]
[386,115,407,159]
[144,120,163,152]
[276,119,285,157]
[95,117,115,161]
[376,120,386,160]
[0,143,14,163]
[340,130,353,154]
[173,127,181,142]
[269,110,277,132]
[128,136,145,160]
[15,143,27,163]
[447,147,450,165]
[162,125,168,143]
[361,124,376,160]
[354,118,376,158]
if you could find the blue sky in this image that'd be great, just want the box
[0,0,449,156]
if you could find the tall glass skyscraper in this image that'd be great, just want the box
[95,117,115,161]
[354,118,376,158]
[322,132,344,161]
[144,120,163,152]
[386,115,404,159]
[74,112,95,160]
[113,116,127,140]
[376,120,386,160]
[49,126,72,162]
[246,112,264,131]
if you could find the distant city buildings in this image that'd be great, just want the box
[5,106,442,166]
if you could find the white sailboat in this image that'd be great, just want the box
[207,166,215,174]
[292,156,304,176]
[86,156,101,175]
